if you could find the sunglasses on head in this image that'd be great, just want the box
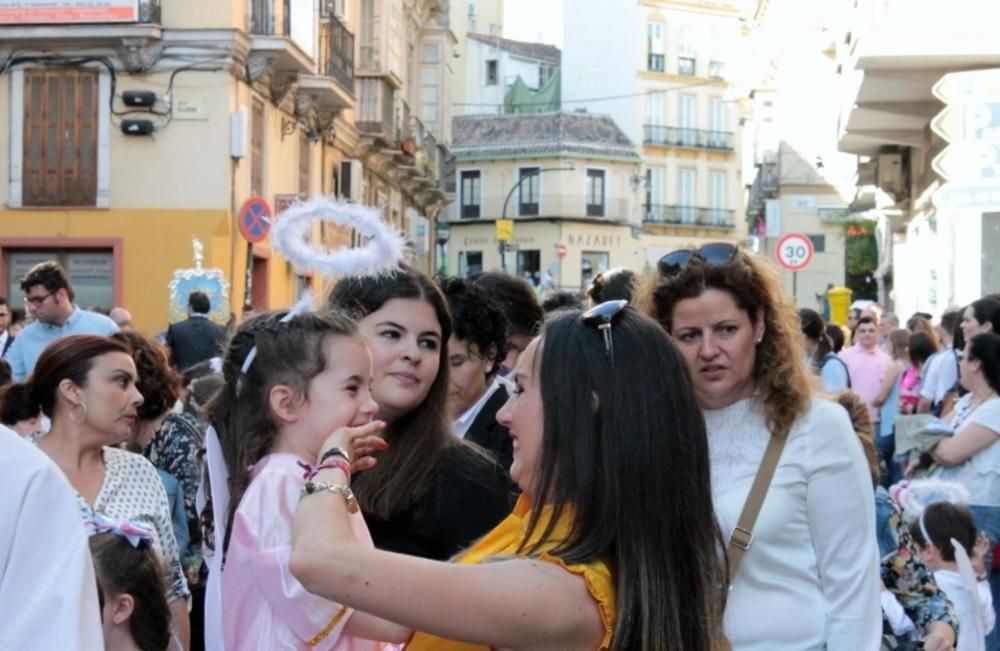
[657,242,738,277]
[582,299,628,360]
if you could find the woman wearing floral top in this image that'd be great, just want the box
[6,335,191,648]
[114,330,206,583]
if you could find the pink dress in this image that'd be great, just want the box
[899,366,921,413]
[222,453,395,650]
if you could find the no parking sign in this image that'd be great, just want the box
[238,197,273,244]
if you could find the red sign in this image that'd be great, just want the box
[555,243,568,258]
[775,233,814,271]
[238,197,272,244]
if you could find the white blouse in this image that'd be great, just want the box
[705,397,881,651]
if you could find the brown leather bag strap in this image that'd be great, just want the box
[725,430,788,585]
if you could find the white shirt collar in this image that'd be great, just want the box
[454,378,506,439]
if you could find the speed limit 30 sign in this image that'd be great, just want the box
[775,233,814,271]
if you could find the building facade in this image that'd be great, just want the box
[449,0,505,116]
[460,33,560,116]
[836,0,1000,317]
[562,0,745,248]
[0,0,452,333]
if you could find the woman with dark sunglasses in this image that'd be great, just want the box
[643,244,881,651]
[289,306,727,650]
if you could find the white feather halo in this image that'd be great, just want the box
[891,478,971,522]
[271,197,406,278]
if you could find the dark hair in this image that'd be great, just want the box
[184,374,223,419]
[20,261,74,302]
[0,383,39,425]
[188,291,211,315]
[586,267,635,304]
[438,276,508,379]
[181,359,218,387]
[908,501,977,563]
[112,332,182,421]
[9,307,25,326]
[856,316,877,329]
[0,359,10,388]
[541,291,583,313]
[328,265,458,520]
[825,323,845,353]
[967,332,1000,394]
[940,310,961,338]
[471,271,544,338]
[799,308,832,370]
[968,298,1000,333]
[907,316,940,348]
[1,335,130,419]
[208,310,359,553]
[643,250,812,439]
[0,296,7,308]
[907,332,939,368]
[525,309,725,650]
[89,532,171,651]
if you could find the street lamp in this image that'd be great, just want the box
[435,219,451,276]
[498,162,575,273]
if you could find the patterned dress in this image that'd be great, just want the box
[144,411,205,583]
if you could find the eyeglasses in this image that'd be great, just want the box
[657,242,738,277]
[24,291,54,306]
[582,299,628,359]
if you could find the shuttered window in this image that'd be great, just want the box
[23,69,98,207]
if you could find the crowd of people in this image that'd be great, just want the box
[3,251,1000,651]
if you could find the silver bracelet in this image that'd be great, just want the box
[301,481,359,513]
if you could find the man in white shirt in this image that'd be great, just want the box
[918,311,961,415]
[0,297,12,357]
[0,426,104,650]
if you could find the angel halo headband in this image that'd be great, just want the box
[85,513,155,548]
[236,198,406,394]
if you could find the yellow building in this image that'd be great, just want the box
[0,0,452,334]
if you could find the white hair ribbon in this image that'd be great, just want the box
[203,425,229,651]
[235,291,314,396]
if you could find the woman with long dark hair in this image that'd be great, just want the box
[800,308,849,392]
[290,306,727,650]
[328,265,515,560]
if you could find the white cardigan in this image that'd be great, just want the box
[705,397,881,651]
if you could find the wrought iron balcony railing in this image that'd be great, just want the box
[643,125,735,151]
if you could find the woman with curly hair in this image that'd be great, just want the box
[438,276,513,470]
[641,243,881,650]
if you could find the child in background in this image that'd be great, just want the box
[206,309,396,651]
[88,517,176,651]
[907,497,995,651]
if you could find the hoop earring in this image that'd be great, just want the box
[69,402,88,425]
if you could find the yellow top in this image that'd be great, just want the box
[404,494,616,651]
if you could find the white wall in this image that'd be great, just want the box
[562,0,640,142]
[462,37,555,115]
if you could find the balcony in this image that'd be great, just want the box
[357,77,398,150]
[448,194,632,223]
[298,15,355,111]
[248,0,314,77]
[0,0,163,44]
[643,125,734,151]
[643,205,735,229]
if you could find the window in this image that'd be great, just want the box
[516,250,540,285]
[519,167,540,216]
[359,0,379,68]
[422,43,440,63]
[709,98,727,148]
[808,234,826,253]
[586,169,606,217]
[460,170,481,219]
[646,166,664,209]
[647,22,664,72]
[8,250,113,310]
[709,60,724,79]
[678,23,695,76]
[646,90,664,128]
[709,171,726,225]
[486,60,498,85]
[420,67,440,133]
[23,69,99,207]
[679,94,696,146]
[678,57,695,76]
[678,168,696,223]
[251,98,265,197]
[580,251,609,289]
[298,132,310,197]
[459,251,482,277]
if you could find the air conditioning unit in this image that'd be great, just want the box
[877,153,903,196]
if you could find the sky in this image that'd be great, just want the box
[504,0,564,48]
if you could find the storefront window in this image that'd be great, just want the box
[7,250,114,311]
[459,251,483,277]
[517,249,540,286]
[580,251,609,289]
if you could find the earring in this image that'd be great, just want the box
[69,402,88,425]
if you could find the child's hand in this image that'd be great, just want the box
[319,420,387,471]
[973,532,991,576]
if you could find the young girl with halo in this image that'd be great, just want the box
[896,479,995,651]
[204,308,396,650]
